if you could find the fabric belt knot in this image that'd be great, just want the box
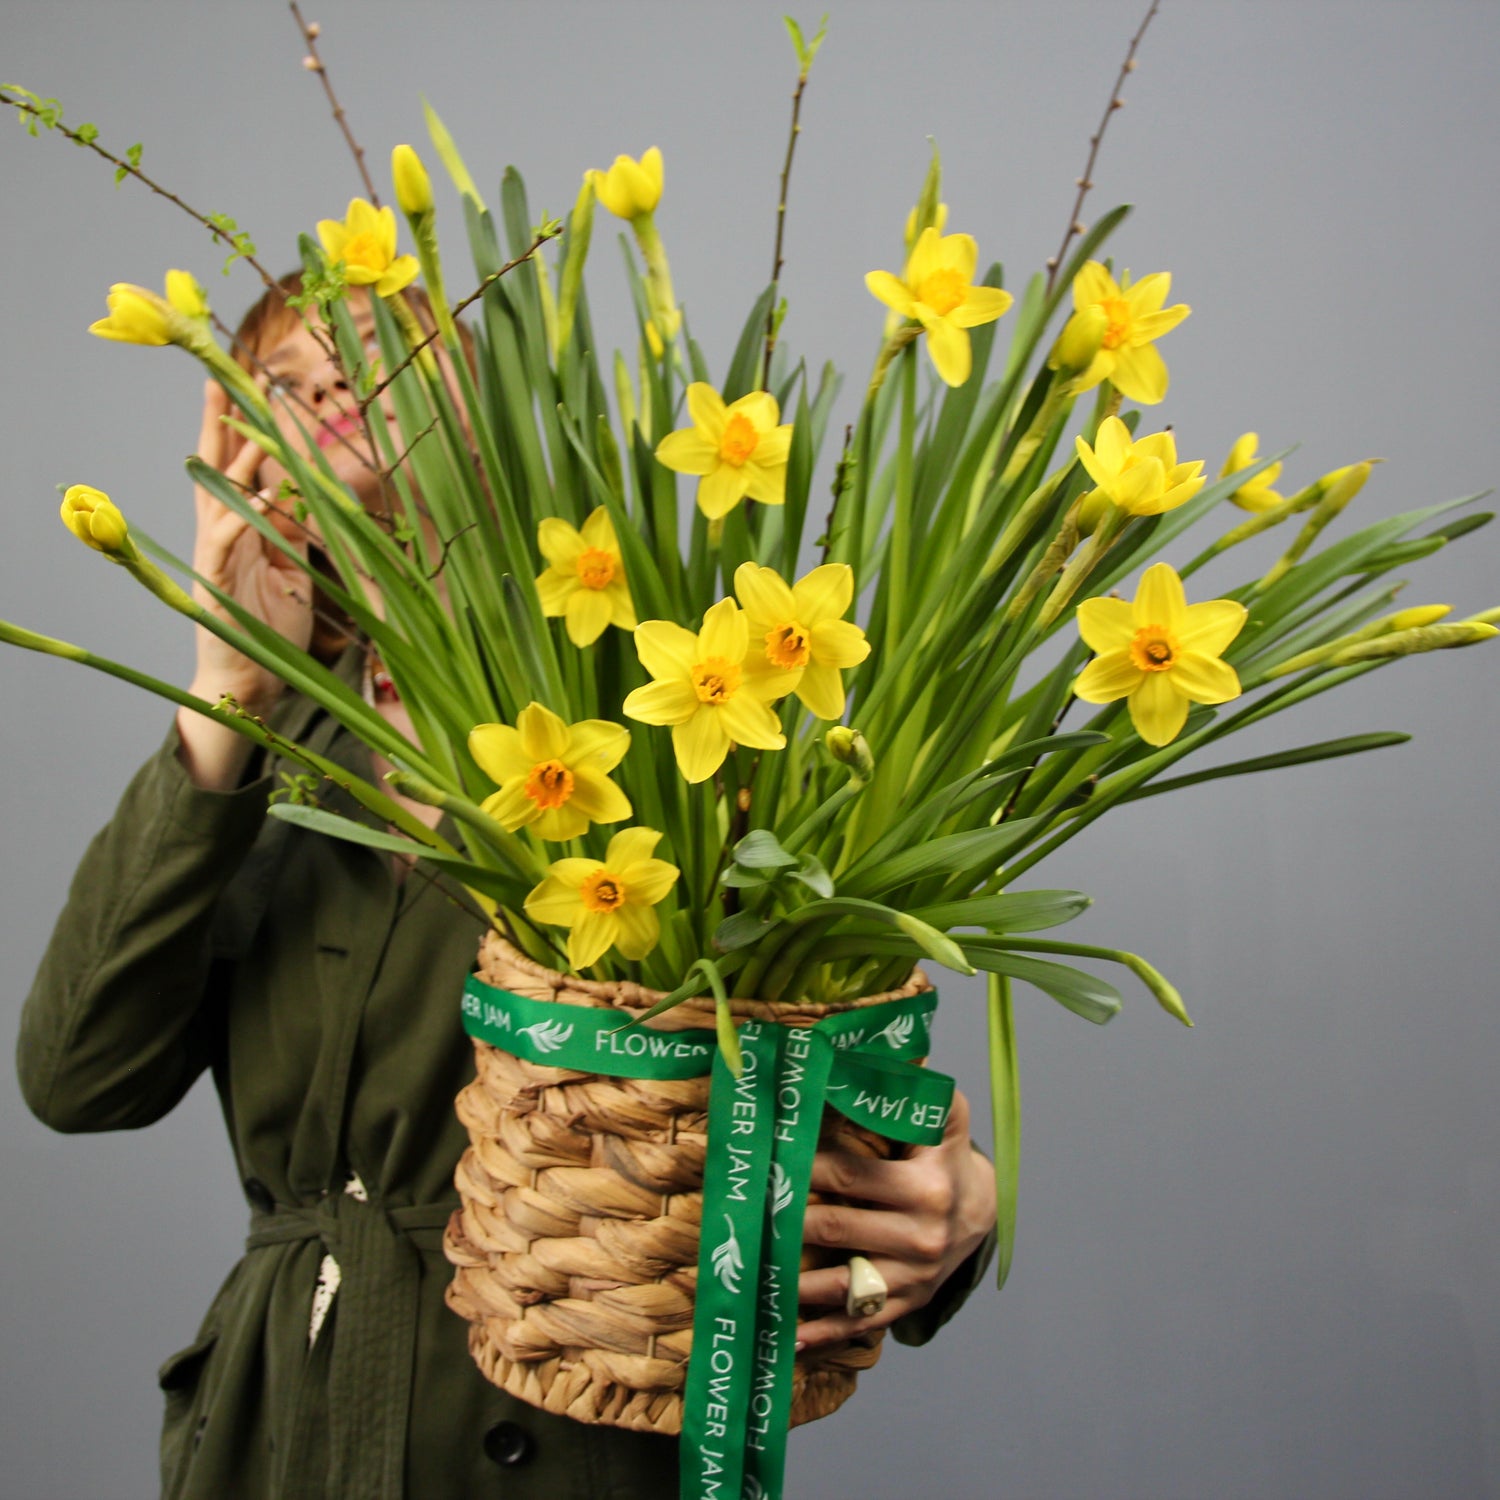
[247,1197,456,1500]
[461,976,956,1500]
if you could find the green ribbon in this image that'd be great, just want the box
[461,977,954,1500]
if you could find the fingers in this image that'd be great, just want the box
[195,379,230,464]
[800,1200,948,1263]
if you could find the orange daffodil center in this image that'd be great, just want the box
[316,198,419,298]
[524,827,680,971]
[622,598,795,783]
[865,226,1014,387]
[1061,261,1190,405]
[535,507,637,647]
[733,562,871,722]
[1075,416,1207,518]
[468,702,632,842]
[655,384,793,520]
[1073,562,1248,747]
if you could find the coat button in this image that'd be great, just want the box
[244,1178,275,1213]
[483,1421,534,1467]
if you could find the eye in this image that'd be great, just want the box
[267,372,297,395]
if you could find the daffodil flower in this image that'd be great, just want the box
[524,826,680,969]
[316,198,419,297]
[655,384,794,520]
[1062,261,1190,405]
[89,270,207,347]
[622,598,795,783]
[587,148,663,222]
[865,226,1014,387]
[1075,416,1206,517]
[469,703,631,842]
[59,484,133,559]
[733,562,870,720]
[535,508,637,646]
[1220,432,1284,513]
[1073,561,1247,746]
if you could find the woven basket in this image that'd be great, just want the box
[443,931,932,1436]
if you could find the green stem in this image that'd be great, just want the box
[987,973,1020,1290]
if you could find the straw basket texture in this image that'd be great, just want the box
[443,931,934,1436]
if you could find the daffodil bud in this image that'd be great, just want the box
[1330,621,1498,665]
[588,148,663,222]
[825,725,874,780]
[1048,305,1109,377]
[1381,605,1453,634]
[391,144,434,217]
[894,911,975,974]
[556,174,596,355]
[164,269,209,321]
[88,283,176,346]
[60,484,135,560]
[903,199,948,251]
[1314,460,1372,515]
[1075,486,1114,538]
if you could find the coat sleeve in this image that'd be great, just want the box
[16,724,274,1133]
[889,1222,997,1347]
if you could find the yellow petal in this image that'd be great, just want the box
[791,563,854,625]
[517,702,571,762]
[374,256,420,297]
[735,563,797,626]
[794,660,846,720]
[606,826,663,870]
[1072,261,1118,310]
[685,381,728,442]
[579,507,618,549]
[743,462,788,508]
[1222,433,1260,477]
[606,578,638,630]
[469,723,531,784]
[697,464,749,519]
[620,856,679,908]
[1111,455,1165,512]
[655,428,720,476]
[936,232,979,284]
[536,565,576,617]
[622,678,699,725]
[481,780,541,832]
[919,312,971,387]
[1133,563,1187,631]
[728,390,779,433]
[564,587,613,646]
[1131,304,1190,343]
[1092,416,1131,473]
[524,872,588,926]
[1123,271,1172,316]
[568,720,631,772]
[1075,597,1137,655]
[1128,672,1190,746]
[865,269,915,317]
[537,516,586,567]
[568,769,632,824]
[752,424,794,469]
[569,910,619,969]
[1141,470,1204,516]
[1134,431,1179,470]
[1073,651,1142,703]
[1177,599,1249,657]
[612,901,660,961]
[949,285,1014,329]
[717,693,787,751]
[533,802,591,842]
[634,620,698,681]
[904,226,942,289]
[1108,342,1169,405]
[673,709,731,782]
[697,597,747,662]
[1170,652,1242,705]
[317,219,349,260]
[808,617,869,669]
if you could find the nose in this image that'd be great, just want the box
[310,368,351,405]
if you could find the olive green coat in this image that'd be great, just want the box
[18,669,986,1500]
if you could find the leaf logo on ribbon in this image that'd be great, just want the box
[743,1478,766,1500]
[516,1019,575,1054]
[769,1162,794,1239]
[711,1214,743,1294]
[874,1012,915,1049]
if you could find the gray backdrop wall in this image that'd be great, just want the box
[3,3,1497,1497]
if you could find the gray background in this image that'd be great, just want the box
[3,2,1498,1497]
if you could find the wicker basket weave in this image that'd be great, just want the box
[443,931,932,1436]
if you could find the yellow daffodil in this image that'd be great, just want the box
[655,384,794,520]
[89,271,206,347]
[1073,561,1247,746]
[1221,432,1284,513]
[316,198,419,297]
[1062,261,1190,405]
[732,561,871,720]
[59,484,133,558]
[391,144,433,217]
[903,200,948,251]
[469,702,631,842]
[524,826,680,969]
[623,597,795,783]
[865,226,1014,387]
[535,508,637,646]
[1075,416,1206,517]
[588,148,663,222]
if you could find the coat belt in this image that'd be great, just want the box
[247,1198,457,1500]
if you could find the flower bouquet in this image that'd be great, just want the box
[3,12,1495,1499]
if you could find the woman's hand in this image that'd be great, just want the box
[795,1085,995,1349]
[175,379,312,789]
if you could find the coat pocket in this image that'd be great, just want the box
[158,1330,219,1500]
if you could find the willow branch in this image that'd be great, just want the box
[289,1,380,206]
